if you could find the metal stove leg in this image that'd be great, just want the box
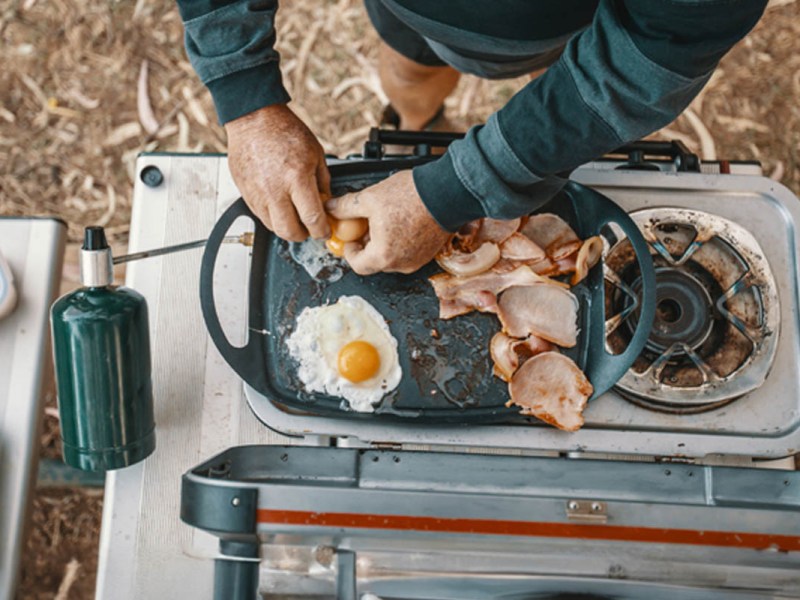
[215,540,259,600]
[336,550,357,600]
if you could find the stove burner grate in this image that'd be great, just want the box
[605,209,780,413]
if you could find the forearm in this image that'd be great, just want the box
[177,0,289,124]
[414,0,766,232]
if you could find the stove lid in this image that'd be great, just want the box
[605,208,780,412]
[181,445,800,598]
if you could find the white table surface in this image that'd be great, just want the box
[0,217,65,600]
[95,155,320,600]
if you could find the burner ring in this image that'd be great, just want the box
[604,208,780,412]
[628,267,714,355]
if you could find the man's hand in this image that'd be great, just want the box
[325,170,450,275]
[225,104,331,241]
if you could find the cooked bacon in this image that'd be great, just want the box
[454,221,481,251]
[426,213,600,432]
[571,236,604,285]
[429,266,551,320]
[493,256,565,278]
[499,232,546,262]
[436,242,500,277]
[507,351,593,431]
[490,332,557,382]
[435,289,498,319]
[454,218,521,252]
[474,218,521,247]
[555,254,576,274]
[520,214,582,261]
[497,284,579,347]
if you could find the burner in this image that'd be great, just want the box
[632,267,716,354]
[605,208,780,413]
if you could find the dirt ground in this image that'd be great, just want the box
[2,0,799,597]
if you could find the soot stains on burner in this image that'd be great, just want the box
[608,240,753,385]
[604,209,779,413]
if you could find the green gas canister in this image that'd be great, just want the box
[51,226,155,471]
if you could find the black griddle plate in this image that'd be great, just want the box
[201,159,655,424]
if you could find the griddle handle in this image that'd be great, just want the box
[564,181,656,400]
[200,198,269,392]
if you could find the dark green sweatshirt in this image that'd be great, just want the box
[176,0,766,231]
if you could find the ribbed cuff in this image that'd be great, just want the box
[206,63,291,125]
[412,153,486,233]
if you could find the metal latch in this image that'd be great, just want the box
[566,499,608,524]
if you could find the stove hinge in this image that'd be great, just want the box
[656,456,697,465]
[565,499,608,524]
[370,441,404,451]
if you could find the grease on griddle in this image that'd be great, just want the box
[406,320,487,409]
[288,238,345,282]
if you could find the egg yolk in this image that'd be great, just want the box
[326,235,346,257]
[337,340,380,383]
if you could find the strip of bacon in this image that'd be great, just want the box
[499,232,546,262]
[429,266,553,320]
[571,236,604,285]
[490,332,557,382]
[436,241,501,277]
[493,256,564,278]
[473,217,522,247]
[507,352,593,431]
[497,284,579,347]
[521,214,582,261]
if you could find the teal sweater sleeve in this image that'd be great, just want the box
[176,0,290,124]
[413,0,767,232]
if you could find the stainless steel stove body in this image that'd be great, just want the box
[171,146,800,600]
[246,162,800,461]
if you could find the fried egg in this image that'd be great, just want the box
[286,295,402,411]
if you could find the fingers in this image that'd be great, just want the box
[343,241,380,276]
[269,194,309,242]
[326,192,370,220]
[317,161,331,200]
[291,177,330,239]
[245,197,273,232]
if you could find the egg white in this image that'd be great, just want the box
[286,296,402,412]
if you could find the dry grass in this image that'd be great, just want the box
[3,0,799,596]
[18,488,103,600]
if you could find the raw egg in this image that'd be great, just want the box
[325,236,346,257]
[331,217,368,242]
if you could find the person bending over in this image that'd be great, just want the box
[177,0,766,274]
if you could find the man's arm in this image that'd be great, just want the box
[177,0,289,124]
[413,0,767,232]
[177,0,332,241]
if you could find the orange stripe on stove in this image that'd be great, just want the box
[257,509,800,552]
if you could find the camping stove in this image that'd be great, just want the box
[245,141,800,461]
[606,208,780,413]
[149,141,800,600]
[103,146,800,600]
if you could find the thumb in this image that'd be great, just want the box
[325,192,369,220]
